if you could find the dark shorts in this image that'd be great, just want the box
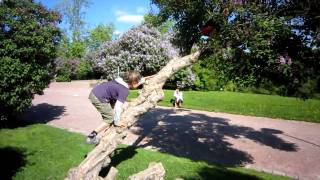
[175,99,183,103]
[176,99,183,103]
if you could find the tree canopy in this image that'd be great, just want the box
[152,0,320,97]
[0,0,61,120]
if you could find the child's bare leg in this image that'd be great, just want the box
[94,122,110,133]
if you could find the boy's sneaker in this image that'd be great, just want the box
[86,131,98,145]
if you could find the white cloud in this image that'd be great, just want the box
[116,15,143,23]
[115,7,143,24]
[113,30,122,35]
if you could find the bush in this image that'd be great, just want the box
[76,60,93,79]
[165,67,196,89]
[54,57,93,81]
[0,0,61,119]
[192,62,219,90]
[53,57,72,82]
[91,24,178,78]
[90,24,197,88]
[55,75,71,82]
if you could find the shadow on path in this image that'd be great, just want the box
[20,103,66,124]
[1,103,66,129]
[131,108,298,166]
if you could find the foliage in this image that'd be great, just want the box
[68,40,86,58]
[152,0,320,98]
[54,23,114,81]
[192,61,220,90]
[165,67,196,89]
[0,0,61,119]
[57,0,91,42]
[75,59,93,79]
[54,57,72,82]
[90,24,179,79]
[90,24,197,87]
[143,13,174,34]
[56,74,71,82]
[86,23,114,51]
[54,56,93,81]
[151,0,208,55]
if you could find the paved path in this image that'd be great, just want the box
[23,81,320,180]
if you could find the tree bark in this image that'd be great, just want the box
[128,162,165,180]
[65,51,201,180]
[104,167,118,180]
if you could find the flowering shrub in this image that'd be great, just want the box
[90,24,196,88]
[54,57,93,81]
[54,57,71,82]
[166,67,196,89]
[277,54,292,65]
[91,24,191,82]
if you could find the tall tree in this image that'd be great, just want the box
[0,0,61,120]
[86,23,114,51]
[143,13,174,34]
[58,0,90,42]
[152,0,320,97]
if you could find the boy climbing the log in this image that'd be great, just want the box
[86,70,145,144]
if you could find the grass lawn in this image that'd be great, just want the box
[0,124,93,180]
[0,124,290,180]
[110,145,290,180]
[129,90,320,123]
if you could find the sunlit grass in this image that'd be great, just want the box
[0,125,291,179]
[129,90,320,123]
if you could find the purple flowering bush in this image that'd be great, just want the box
[54,57,92,81]
[90,24,196,88]
[92,24,177,77]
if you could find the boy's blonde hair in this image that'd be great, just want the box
[123,70,141,85]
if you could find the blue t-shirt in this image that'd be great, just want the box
[91,80,129,103]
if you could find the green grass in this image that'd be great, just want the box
[0,125,290,180]
[129,90,320,123]
[0,124,93,180]
[108,145,290,180]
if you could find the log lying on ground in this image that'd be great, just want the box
[104,167,118,180]
[65,51,201,180]
[128,162,165,180]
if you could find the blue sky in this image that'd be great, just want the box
[37,0,156,36]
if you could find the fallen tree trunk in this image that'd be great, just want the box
[128,162,165,180]
[65,51,201,180]
[104,167,118,180]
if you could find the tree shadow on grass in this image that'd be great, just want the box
[1,103,66,129]
[0,147,27,180]
[99,146,137,177]
[130,108,298,166]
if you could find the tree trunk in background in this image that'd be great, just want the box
[65,51,201,180]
